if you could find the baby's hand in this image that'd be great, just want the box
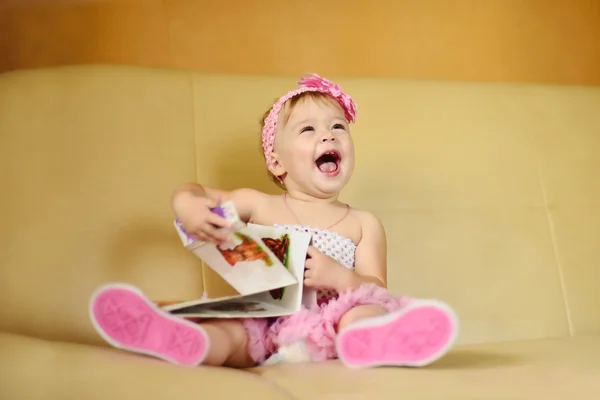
[304,245,348,290]
[173,190,232,244]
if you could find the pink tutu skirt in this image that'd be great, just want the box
[241,283,410,364]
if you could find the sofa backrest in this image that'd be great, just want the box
[1,65,598,346]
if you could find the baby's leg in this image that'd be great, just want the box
[334,291,459,368]
[89,284,254,368]
[337,304,387,330]
[200,319,255,367]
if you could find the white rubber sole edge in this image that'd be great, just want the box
[335,299,460,369]
[88,282,210,367]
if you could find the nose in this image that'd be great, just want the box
[321,130,336,142]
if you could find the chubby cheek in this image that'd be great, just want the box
[279,144,304,169]
[290,145,315,168]
[299,151,317,171]
[280,152,311,177]
[342,144,355,168]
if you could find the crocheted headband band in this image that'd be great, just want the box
[261,73,357,169]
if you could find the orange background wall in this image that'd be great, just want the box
[1,0,599,85]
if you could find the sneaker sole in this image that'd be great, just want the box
[336,300,459,368]
[89,283,209,366]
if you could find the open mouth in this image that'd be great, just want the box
[315,150,341,174]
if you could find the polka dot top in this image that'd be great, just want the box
[274,224,357,305]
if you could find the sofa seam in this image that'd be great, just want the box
[189,72,208,297]
[532,136,574,336]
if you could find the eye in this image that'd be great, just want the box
[300,125,314,133]
[332,123,346,130]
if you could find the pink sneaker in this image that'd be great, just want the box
[89,283,209,366]
[335,299,459,368]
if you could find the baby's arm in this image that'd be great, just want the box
[338,211,388,291]
[171,182,267,223]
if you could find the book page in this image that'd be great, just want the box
[168,203,317,317]
[237,225,312,312]
[173,213,298,296]
[160,287,287,312]
[168,225,313,317]
[171,296,297,319]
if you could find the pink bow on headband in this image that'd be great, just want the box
[296,73,357,123]
[261,73,357,169]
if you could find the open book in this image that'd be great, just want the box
[162,201,315,318]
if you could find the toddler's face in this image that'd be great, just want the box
[271,98,355,197]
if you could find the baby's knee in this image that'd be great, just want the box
[206,319,248,348]
[338,304,387,331]
[199,319,254,367]
[224,319,250,350]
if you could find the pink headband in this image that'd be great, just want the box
[261,73,357,168]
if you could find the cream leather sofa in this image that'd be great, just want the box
[1,66,599,399]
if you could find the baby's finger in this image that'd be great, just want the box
[205,212,232,229]
[192,227,222,245]
[194,231,212,243]
[303,277,315,287]
[303,278,316,288]
[202,223,230,242]
[309,245,323,256]
[304,259,314,270]
[198,233,227,246]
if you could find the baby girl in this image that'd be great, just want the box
[89,73,459,369]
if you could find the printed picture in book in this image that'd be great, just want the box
[216,232,291,301]
[155,231,294,310]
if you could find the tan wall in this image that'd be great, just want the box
[1,0,600,85]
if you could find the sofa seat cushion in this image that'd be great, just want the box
[251,336,600,399]
[0,332,294,399]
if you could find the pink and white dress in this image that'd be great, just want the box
[88,224,459,368]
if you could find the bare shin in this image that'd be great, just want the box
[338,305,387,332]
[198,319,255,368]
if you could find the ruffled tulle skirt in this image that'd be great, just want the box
[241,283,411,364]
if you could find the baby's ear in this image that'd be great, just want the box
[268,152,286,178]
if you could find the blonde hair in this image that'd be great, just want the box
[259,92,343,188]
